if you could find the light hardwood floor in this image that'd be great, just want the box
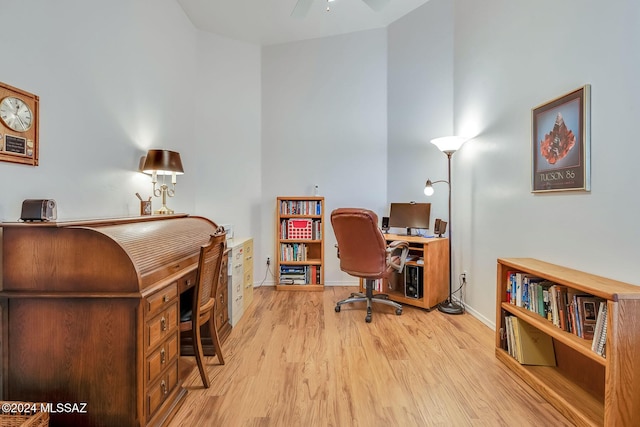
[170,287,572,426]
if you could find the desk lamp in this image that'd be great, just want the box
[142,149,184,215]
[424,136,467,315]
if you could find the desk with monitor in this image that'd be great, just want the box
[358,233,449,310]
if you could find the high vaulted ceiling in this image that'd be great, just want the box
[177,0,430,45]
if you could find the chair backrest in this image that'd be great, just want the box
[331,208,388,279]
[193,229,226,319]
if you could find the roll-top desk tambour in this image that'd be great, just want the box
[0,214,220,427]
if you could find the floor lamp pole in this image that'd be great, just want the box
[438,151,463,315]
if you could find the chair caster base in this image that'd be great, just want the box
[335,305,341,312]
[365,314,372,323]
[395,308,402,315]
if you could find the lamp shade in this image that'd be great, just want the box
[424,180,435,196]
[142,149,184,175]
[430,136,468,154]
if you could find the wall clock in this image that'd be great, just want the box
[0,81,39,166]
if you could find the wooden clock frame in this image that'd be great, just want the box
[0,81,39,166]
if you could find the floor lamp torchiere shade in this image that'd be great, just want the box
[424,136,468,315]
[142,149,184,214]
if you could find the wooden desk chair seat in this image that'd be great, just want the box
[331,208,409,323]
[179,229,226,388]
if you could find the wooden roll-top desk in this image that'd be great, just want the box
[0,214,226,427]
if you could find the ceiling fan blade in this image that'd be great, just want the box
[291,0,314,18]
[361,0,390,12]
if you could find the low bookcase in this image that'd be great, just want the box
[495,258,640,426]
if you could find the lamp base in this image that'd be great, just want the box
[437,299,464,315]
[154,206,174,215]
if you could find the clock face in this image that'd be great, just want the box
[0,96,33,132]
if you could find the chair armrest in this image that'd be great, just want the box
[386,240,409,273]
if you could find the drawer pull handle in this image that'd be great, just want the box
[161,380,167,395]
[160,348,166,364]
[161,316,167,331]
[163,295,169,303]
[186,279,192,287]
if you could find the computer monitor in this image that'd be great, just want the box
[388,202,431,235]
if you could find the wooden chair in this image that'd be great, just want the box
[180,229,226,388]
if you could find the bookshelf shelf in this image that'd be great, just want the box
[496,258,640,426]
[501,302,605,365]
[276,196,324,291]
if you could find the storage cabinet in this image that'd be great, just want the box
[276,196,324,291]
[242,239,254,307]
[495,258,640,426]
[227,237,254,326]
[359,234,449,309]
[215,251,231,340]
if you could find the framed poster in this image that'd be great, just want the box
[532,85,590,192]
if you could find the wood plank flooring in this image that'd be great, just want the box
[170,287,572,426]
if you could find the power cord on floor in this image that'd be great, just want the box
[450,273,466,312]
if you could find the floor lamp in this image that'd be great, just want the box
[424,136,468,315]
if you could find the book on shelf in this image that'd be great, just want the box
[591,301,608,356]
[576,295,605,340]
[511,317,557,366]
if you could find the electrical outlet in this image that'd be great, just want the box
[461,271,467,284]
[266,257,271,266]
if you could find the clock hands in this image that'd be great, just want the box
[15,113,28,131]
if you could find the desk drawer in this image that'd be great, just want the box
[146,360,179,419]
[177,270,197,294]
[146,302,178,352]
[146,332,178,384]
[243,239,253,263]
[231,246,244,268]
[146,283,178,315]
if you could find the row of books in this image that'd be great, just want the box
[503,315,556,366]
[279,265,321,285]
[506,271,606,341]
[279,243,311,262]
[279,200,322,215]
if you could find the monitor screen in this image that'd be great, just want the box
[388,202,431,232]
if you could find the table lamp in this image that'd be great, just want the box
[142,149,184,215]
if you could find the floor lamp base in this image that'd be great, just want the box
[438,299,464,315]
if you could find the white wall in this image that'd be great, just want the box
[454,0,640,325]
[0,0,198,220]
[193,31,262,240]
[387,0,454,228]
[261,29,388,285]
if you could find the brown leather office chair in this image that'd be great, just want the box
[180,229,226,388]
[332,208,410,323]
